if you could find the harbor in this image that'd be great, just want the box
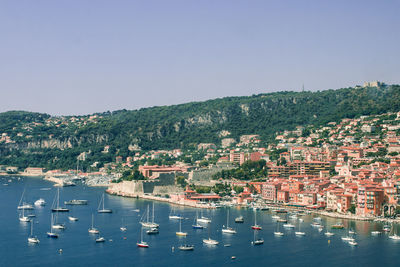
[3,175,400,267]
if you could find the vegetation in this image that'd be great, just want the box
[213,160,268,180]
[1,84,400,169]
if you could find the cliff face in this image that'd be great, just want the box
[0,134,109,151]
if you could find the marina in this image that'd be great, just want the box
[2,176,400,266]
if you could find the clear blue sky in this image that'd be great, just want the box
[0,0,399,115]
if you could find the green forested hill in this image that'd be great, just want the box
[0,84,399,169]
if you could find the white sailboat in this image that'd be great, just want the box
[203,222,218,245]
[169,207,183,220]
[120,217,127,232]
[389,223,400,240]
[51,188,69,212]
[19,206,30,222]
[176,217,188,236]
[274,221,284,236]
[221,210,236,234]
[325,231,335,237]
[140,203,159,228]
[17,189,34,210]
[47,214,59,238]
[88,214,99,234]
[252,229,264,245]
[295,220,305,236]
[68,215,78,221]
[52,212,66,230]
[197,209,211,223]
[28,219,40,244]
[97,193,112,213]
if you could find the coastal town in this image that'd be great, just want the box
[3,109,400,223]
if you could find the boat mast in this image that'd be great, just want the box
[57,188,60,209]
[152,203,155,223]
[147,205,150,223]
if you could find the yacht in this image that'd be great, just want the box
[68,216,79,221]
[234,216,244,223]
[19,207,30,222]
[222,210,236,234]
[52,223,66,230]
[331,223,344,229]
[197,209,211,223]
[34,198,46,206]
[146,227,159,235]
[283,223,295,228]
[88,214,99,234]
[18,189,34,210]
[295,220,305,236]
[274,222,284,236]
[97,193,112,213]
[178,244,194,251]
[140,204,159,228]
[371,231,381,235]
[52,213,66,229]
[120,227,127,232]
[95,236,105,243]
[203,238,219,245]
[341,236,355,242]
[64,199,88,205]
[203,220,218,245]
[325,231,335,237]
[28,220,40,244]
[348,240,358,246]
[47,214,59,238]
[169,207,183,220]
[389,234,400,240]
[51,188,69,212]
[252,230,264,245]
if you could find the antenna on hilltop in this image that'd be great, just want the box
[302,84,305,92]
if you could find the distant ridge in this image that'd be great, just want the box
[0,84,399,169]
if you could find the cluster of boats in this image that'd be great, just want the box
[18,186,400,249]
[17,188,114,244]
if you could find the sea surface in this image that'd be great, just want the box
[0,176,399,267]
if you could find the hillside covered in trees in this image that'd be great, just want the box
[0,84,399,170]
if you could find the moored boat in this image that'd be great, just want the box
[28,220,40,244]
[97,193,112,213]
[178,244,194,251]
[146,227,159,235]
[332,223,344,229]
[88,214,99,234]
[34,198,46,206]
[64,199,88,205]
[222,210,236,234]
[95,237,105,243]
[235,216,244,223]
[68,216,78,221]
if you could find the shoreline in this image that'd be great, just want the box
[107,188,400,223]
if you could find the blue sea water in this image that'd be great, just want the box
[0,176,399,267]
